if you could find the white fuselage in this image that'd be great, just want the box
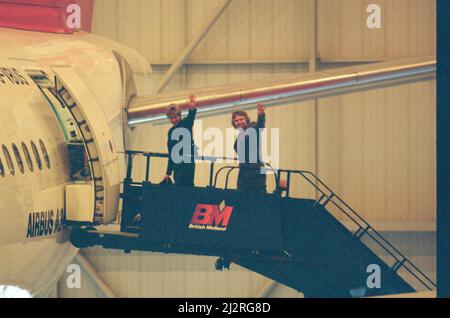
[0,27,138,297]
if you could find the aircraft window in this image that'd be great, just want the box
[2,145,15,176]
[0,156,4,177]
[21,142,34,172]
[12,144,24,174]
[30,141,42,171]
[39,139,51,169]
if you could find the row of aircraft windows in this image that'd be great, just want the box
[0,140,51,177]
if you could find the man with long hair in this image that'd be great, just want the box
[232,103,267,193]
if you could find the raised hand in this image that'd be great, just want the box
[257,103,265,115]
[187,93,197,109]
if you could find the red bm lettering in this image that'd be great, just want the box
[191,204,212,225]
[211,206,233,227]
[191,204,234,227]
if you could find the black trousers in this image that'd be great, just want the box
[237,163,267,193]
[173,163,196,187]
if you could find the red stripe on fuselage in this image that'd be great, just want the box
[0,2,71,33]
[0,0,93,33]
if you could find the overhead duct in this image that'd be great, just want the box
[127,57,435,126]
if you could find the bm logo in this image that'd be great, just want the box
[189,201,234,231]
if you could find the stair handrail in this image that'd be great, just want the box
[280,168,436,290]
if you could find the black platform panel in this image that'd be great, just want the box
[139,184,284,253]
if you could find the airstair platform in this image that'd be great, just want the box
[70,151,436,297]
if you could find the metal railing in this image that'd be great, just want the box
[123,150,239,187]
[276,169,436,291]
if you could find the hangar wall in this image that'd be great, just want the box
[91,0,436,226]
[58,0,436,298]
[92,0,435,62]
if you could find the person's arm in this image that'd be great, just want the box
[257,103,266,129]
[180,93,197,128]
[165,138,174,179]
[182,108,197,128]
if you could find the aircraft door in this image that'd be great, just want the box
[53,66,120,225]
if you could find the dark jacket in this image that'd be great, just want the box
[234,113,266,164]
[233,113,267,193]
[166,109,197,175]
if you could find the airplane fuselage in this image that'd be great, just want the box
[0,27,134,296]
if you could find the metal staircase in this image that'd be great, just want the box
[71,151,436,297]
[273,169,436,293]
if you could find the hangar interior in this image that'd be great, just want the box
[55,0,435,298]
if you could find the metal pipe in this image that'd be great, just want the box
[255,280,278,298]
[309,0,318,73]
[128,57,435,125]
[153,0,233,93]
[309,0,319,195]
[74,252,117,298]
